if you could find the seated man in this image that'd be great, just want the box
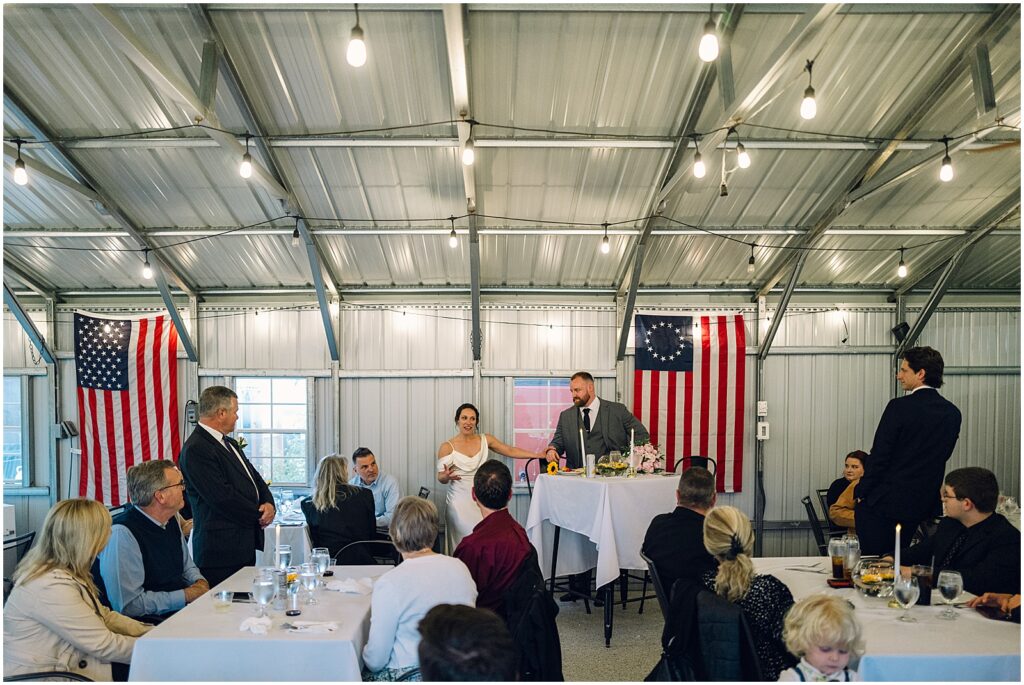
[418,604,517,681]
[97,460,209,620]
[642,466,718,595]
[900,466,1020,595]
[349,447,401,529]
[453,460,532,615]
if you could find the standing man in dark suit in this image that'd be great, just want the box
[855,347,961,554]
[178,386,275,587]
[543,371,649,602]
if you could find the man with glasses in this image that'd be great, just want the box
[96,460,209,622]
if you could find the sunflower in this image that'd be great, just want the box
[547,461,559,475]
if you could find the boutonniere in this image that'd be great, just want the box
[236,436,248,450]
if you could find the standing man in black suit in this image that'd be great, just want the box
[543,371,650,602]
[178,386,275,587]
[855,347,962,554]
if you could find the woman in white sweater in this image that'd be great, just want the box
[362,497,477,682]
[4,499,151,680]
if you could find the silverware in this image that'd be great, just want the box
[784,567,826,574]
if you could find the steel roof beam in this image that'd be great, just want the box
[3,261,58,302]
[2,145,102,203]
[297,218,339,361]
[3,283,57,365]
[757,251,807,360]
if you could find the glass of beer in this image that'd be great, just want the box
[911,564,933,606]
[828,537,847,579]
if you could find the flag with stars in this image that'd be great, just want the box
[74,311,181,506]
[633,314,746,493]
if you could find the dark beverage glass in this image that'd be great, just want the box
[912,565,933,605]
[831,556,845,579]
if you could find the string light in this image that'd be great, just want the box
[141,249,153,280]
[698,5,718,62]
[897,247,907,279]
[600,223,610,254]
[747,244,756,274]
[730,127,751,169]
[462,121,475,166]
[691,136,706,179]
[939,137,954,182]
[239,132,253,179]
[347,4,367,67]
[449,217,458,248]
[800,59,817,120]
[291,220,301,247]
[12,139,28,186]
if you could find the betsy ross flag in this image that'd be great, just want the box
[74,311,181,506]
[633,314,746,493]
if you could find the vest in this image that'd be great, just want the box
[115,506,188,594]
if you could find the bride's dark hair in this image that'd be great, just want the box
[454,403,480,425]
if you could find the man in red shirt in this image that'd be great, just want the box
[453,460,533,615]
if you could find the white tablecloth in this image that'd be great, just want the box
[756,557,1021,682]
[525,473,679,587]
[256,520,312,567]
[129,564,389,681]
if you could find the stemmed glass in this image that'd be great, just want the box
[252,570,275,618]
[893,574,920,622]
[311,548,331,587]
[937,570,964,620]
[299,563,319,605]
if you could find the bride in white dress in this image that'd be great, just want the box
[436,403,543,554]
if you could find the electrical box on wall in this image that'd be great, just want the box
[756,422,770,441]
[757,401,768,417]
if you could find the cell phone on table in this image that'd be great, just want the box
[231,591,254,603]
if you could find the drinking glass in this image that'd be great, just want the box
[893,575,920,622]
[212,590,233,613]
[299,563,319,605]
[312,548,331,587]
[281,490,294,515]
[842,534,860,581]
[828,538,847,580]
[252,571,275,618]
[276,543,292,570]
[911,564,934,605]
[936,570,964,620]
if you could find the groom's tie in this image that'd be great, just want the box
[583,407,591,432]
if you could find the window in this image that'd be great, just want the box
[511,378,570,483]
[235,378,308,486]
[3,376,25,486]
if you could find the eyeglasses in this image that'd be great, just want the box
[939,491,964,501]
[158,480,187,492]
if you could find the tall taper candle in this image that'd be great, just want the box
[630,428,635,451]
[275,522,281,555]
[579,428,586,467]
[894,523,901,576]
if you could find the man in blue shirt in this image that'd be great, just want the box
[349,447,401,528]
[97,460,208,621]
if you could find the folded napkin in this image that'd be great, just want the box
[239,616,273,635]
[288,620,338,633]
[326,577,375,594]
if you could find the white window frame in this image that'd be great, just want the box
[231,376,313,487]
[507,376,571,485]
[3,375,31,487]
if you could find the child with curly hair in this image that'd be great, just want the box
[779,594,864,681]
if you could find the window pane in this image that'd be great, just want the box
[238,404,271,430]
[245,433,273,459]
[3,377,23,485]
[511,378,569,483]
[281,433,306,460]
[236,378,271,404]
[272,378,306,403]
[273,459,306,484]
[4,377,18,396]
[273,405,306,430]
[250,458,272,482]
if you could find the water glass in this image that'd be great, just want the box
[936,570,964,620]
[911,564,934,606]
[828,538,847,579]
[585,453,596,478]
[276,543,292,570]
[212,590,233,613]
[299,563,319,605]
[893,575,920,622]
[312,548,331,586]
[252,571,275,618]
[842,534,860,580]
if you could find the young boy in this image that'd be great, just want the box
[779,594,864,681]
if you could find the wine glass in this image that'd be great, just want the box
[299,563,319,605]
[252,571,275,618]
[893,574,920,622]
[936,570,964,620]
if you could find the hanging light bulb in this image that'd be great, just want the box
[747,244,756,274]
[291,222,301,247]
[736,142,750,169]
[691,137,706,179]
[347,4,367,67]
[698,6,718,62]
[897,248,907,279]
[600,223,610,254]
[800,60,817,120]
[449,218,458,248]
[461,120,476,166]
[939,137,954,182]
[141,249,153,280]
[239,133,253,179]
[12,140,28,186]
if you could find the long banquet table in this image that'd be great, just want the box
[129,564,389,681]
[758,557,1021,682]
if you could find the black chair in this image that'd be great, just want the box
[522,458,543,498]
[4,672,93,682]
[334,539,400,566]
[816,487,843,535]
[673,456,717,475]
[4,532,35,604]
[639,550,670,618]
[417,487,430,499]
[801,495,842,555]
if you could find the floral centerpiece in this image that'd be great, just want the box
[625,441,665,474]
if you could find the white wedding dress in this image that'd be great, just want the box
[438,435,490,554]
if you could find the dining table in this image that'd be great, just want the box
[128,564,389,681]
[758,557,1021,681]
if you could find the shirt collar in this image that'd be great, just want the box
[199,421,226,442]
[581,396,601,414]
[909,384,934,394]
[135,506,168,529]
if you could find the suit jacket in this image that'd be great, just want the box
[902,513,1020,595]
[857,388,961,523]
[548,397,649,469]
[642,506,717,595]
[178,425,274,569]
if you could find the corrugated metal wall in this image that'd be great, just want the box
[3,302,1019,557]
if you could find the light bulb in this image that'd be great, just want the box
[239,152,252,179]
[897,261,907,279]
[747,255,755,274]
[698,21,718,62]
[800,86,817,120]
[347,25,367,67]
[939,155,954,182]
[291,227,300,247]
[13,158,27,186]
[601,235,610,254]
[736,143,750,169]
[142,257,153,280]
[449,228,458,248]
[693,151,706,179]
[462,137,475,166]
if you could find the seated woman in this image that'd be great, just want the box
[702,506,796,681]
[3,498,152,681]
[825,450,866,530]
[829,452,868,532]
[301,455,377,565]
[362,497,477,682]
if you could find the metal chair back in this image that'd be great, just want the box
[801,495,830,555]
[334,539,400,566]
[639,549,671,618]
[673,456,717,475]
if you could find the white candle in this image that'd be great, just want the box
[630,428,635,450]
[275,522,281,553]
[894,523,901,576]
[579,428,586,466]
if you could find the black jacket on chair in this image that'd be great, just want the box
[695,590,764,682]
[642,507,717,596]
[300,487,377,565]
[500,548,563,682]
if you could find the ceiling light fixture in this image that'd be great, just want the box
[601,223,610,254]
[462,122,476,166]
[897,247,908,279]
[449,217,458,248]
[698,5,718,62]
[692,136,706,179]
[239,133,253,179]
[141,249,153,280]
[292,219,301,247]
[747,244,756,274]
[13,139,28,186]
[800,59,817,120]
[347,4,367,67]
[939,137,954,182]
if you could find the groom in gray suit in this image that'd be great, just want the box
[544,371,649,602]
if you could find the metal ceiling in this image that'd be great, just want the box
[2,3,1020,299]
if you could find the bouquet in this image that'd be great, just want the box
[626,441,664,474]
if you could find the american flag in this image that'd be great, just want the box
[632,314,746,493]
[74,311,181,506]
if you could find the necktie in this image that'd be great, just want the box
[940,529,969,569]
[583,407,591,432]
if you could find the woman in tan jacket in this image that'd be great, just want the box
[3,498,151,680]
[829,453,867,532]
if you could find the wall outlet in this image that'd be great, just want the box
[756,422,770,441]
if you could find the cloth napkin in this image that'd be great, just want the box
[239,616,273,635]
[326,577,374,594]
[288,620,339,633]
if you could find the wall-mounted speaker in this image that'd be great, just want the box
[891,322,910,343]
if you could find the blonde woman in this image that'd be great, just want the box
[300,455,376,564]
[702,506,796,681]
[3,499,151,680]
